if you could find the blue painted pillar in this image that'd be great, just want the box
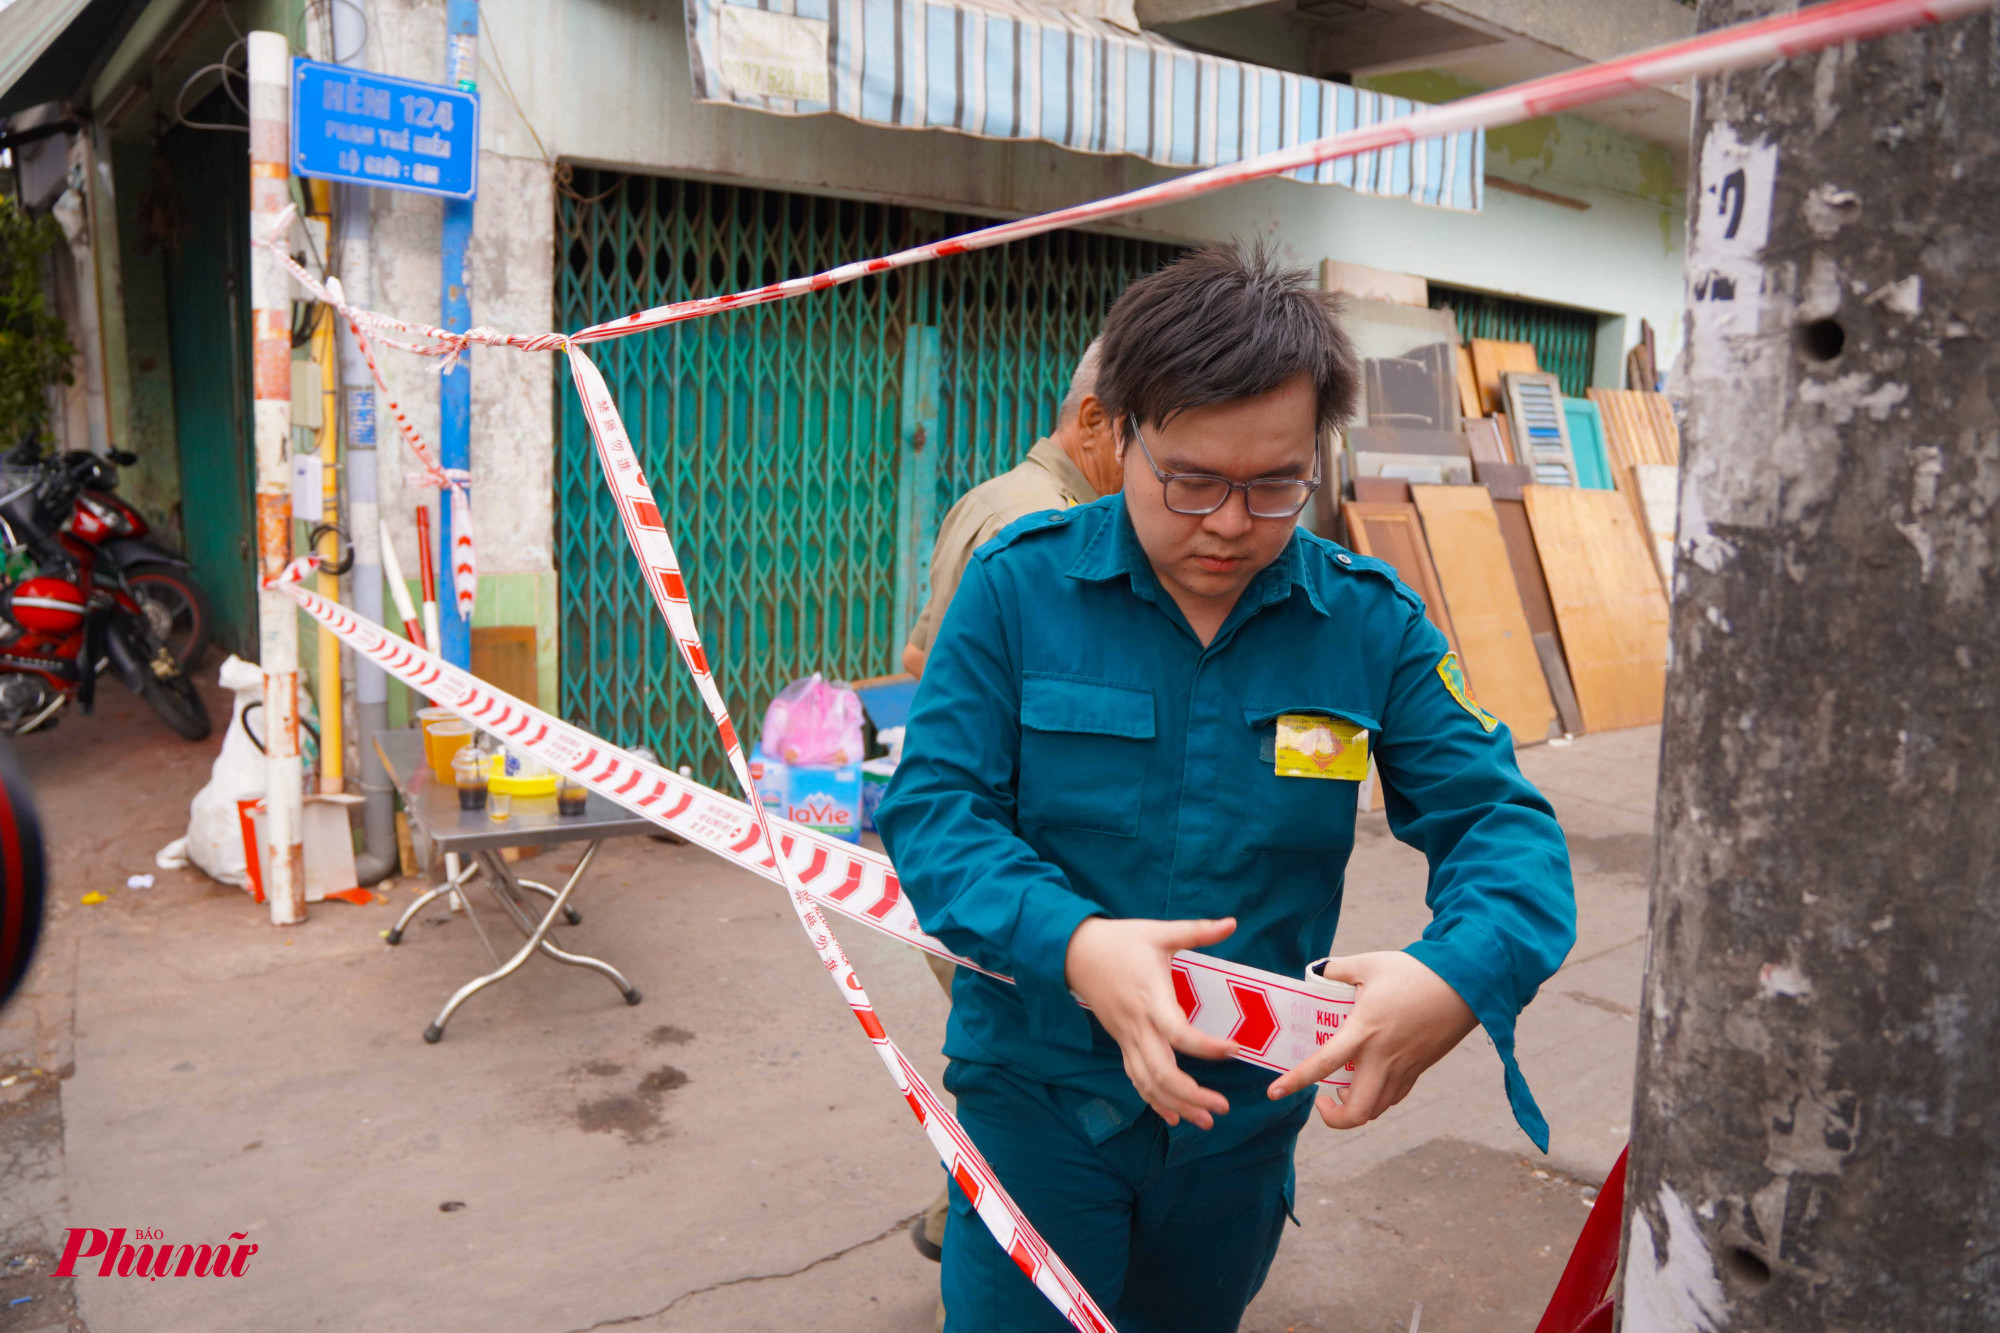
[437,0,479,667]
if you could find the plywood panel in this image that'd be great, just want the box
[1632,463,1679,588]
[1463,417,1510,466]
[1411,485,1556,745]
[1588,389,1681,467]
[1321,258,1428,308]
[1589,389,1640,475]
[1643,395,1682,465]
[1352,477,1412,504]
[1533,631,1586,737]
[1454,343,1483,422]
[472,626,539,708]
[1475,460,1532,503]
[1341,500,1460,660]
[1522,486,1669,733]
[1581,388,1655,545]
[1491,497,1556,633]
[1484,480,1581,732]
[1469,338,1539,416]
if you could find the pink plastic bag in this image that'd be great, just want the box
[760,674,865,767]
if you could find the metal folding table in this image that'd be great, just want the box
[375,729,654,1042]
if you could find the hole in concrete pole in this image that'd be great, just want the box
[1798,318,1846,362]
[1722,1245,1772,1288]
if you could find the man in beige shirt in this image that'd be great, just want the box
[901,343,1122,676]
[902,342,1119,1272]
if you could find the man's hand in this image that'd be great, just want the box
[1064,916,1240,1129]
[1266,951,1478,1129]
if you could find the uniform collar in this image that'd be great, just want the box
[1067,496,1330,619]
[1024,437,1097,506]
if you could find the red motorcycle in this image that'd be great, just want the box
[56,446,211,669]
[0,449,210,739]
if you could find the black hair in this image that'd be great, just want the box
[1095,240,1361,435]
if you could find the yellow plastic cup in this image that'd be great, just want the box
[416,705,455,762]
[426,721,475,784]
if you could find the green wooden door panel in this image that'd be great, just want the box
[158,108,257,657]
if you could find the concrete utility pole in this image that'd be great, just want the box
[1624,4,1998,1329]
[248,31,306,926]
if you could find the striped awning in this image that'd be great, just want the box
[686,0,1483,210]
[0,0,103,117]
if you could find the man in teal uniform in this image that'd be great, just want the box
[876,243,1575,1333]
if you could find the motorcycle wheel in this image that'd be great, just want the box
[137,667,210,740]
[122,630,211,741]
[124,565,210,670]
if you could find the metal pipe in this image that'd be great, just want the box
[311,180,343,795]
[436,0,478,667]
[333,0,395,885]
[248,30,305,925]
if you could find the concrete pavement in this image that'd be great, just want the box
[0,674,1658,1333]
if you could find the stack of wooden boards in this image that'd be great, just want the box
[1336,333,1680,745]
[1588,388,1682,585]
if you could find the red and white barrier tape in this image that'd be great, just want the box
[273,560,1119,1328]
[274,559,1357,1075]
[273,556,1365,1332]
[267,7,1995,1323]
[261,215,478,621]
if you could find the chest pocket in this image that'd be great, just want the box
[1243,704,1379,850]
[1018,674,1154,837]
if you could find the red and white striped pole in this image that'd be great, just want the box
[413,503,442,658]
[377,519,428,650]
[248,30,305,927]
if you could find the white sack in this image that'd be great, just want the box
[174,655,268,886]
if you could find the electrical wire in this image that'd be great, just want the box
[171,50,250,133]
[477,9,638,228]
[326,0,368,64]
[478,15,553,168]
[480,13,631,233]
[554,162,629,206]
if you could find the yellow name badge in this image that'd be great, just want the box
[1274,714,1370,781]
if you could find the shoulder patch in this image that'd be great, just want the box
[1300,532,1427,616]
[1437,652,1500,732]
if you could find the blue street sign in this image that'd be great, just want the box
[291,59,479,200]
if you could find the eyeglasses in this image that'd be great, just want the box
[1126,417,1321,519]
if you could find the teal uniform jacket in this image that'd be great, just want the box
[876,494,1576,1156]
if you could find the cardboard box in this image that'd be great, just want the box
[751,747,862,843]
[860,757,897,833]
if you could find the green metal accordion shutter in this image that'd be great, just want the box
[1428,283,1599,397]
[554,170,1178,784]
[917,222,1180,529]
